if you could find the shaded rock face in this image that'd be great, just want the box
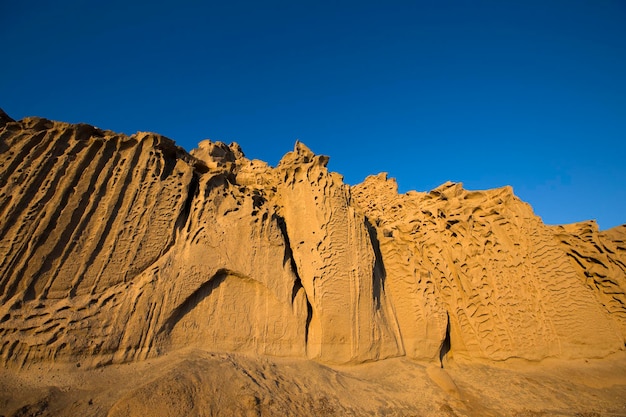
[0,113,625,368]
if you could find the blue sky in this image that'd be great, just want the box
[2,1,625,229]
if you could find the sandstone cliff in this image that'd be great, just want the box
[1,111,625,371]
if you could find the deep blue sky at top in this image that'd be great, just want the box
[1,1,625,229]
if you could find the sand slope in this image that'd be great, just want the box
[2,349,626,417]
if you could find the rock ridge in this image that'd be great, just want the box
[0,111,625,369]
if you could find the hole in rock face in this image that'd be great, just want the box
[439,315,451,368]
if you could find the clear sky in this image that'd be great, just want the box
[2,1,625,229]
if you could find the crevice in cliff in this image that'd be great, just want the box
[290,277,302,305]
[276,213,314,351]
[365,218,385,310]
[275,215,303,298]
[290,277,313,348]
[305,297,313,348]
[364,216,406,356]
[440,314,451,368]
[272,215,302,272]
[158,144,178,181]
[175,172,199,234]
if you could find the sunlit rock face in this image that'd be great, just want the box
[1,111,625,368]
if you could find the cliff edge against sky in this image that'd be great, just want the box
[1,110,625,416]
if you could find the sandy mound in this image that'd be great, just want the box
[2,349,625,416]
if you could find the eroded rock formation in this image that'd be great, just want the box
[1,111,625,369]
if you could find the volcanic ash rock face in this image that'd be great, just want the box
[352,175,626,361]
[0,112,625,368]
